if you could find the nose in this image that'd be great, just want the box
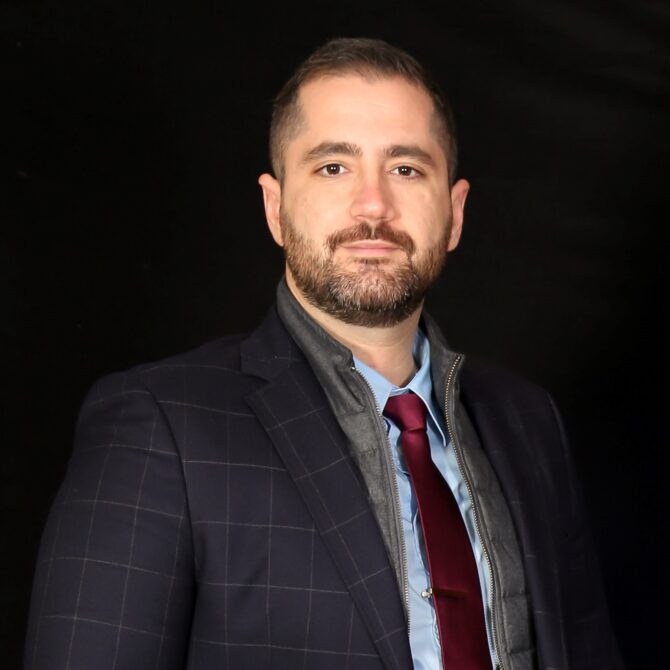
[349,171,396,223]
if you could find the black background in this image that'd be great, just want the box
[4,1,668,667]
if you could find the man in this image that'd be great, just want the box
[25,38,622,669]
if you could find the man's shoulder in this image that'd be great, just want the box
[84,304,299,408]
[134,332,249,376]
[460,356,548,398]
[459,355,558,422]
[423,312,551,409]
[82,332,255,408]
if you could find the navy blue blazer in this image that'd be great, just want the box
[25,306,622,669]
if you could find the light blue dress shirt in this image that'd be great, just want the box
[354,330,497,670]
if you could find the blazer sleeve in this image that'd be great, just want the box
[24,370,196,670]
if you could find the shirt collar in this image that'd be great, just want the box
[353,328,434,412]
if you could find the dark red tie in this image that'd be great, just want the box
[384,392,491,670]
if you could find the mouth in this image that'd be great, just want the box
[327,222,415,256]
[339,241,403,255]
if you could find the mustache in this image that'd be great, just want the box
[327,222,415,255]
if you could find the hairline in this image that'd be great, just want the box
[271,69,455,186]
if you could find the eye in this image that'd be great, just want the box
[317,163,347,176]
[392,165,421,178]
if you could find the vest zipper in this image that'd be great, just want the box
[351,367,411,636]
[444,355,503,670]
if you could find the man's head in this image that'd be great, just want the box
[269,38,459,187]
[259,38,469,328]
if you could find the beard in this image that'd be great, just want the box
[280,211,451,327]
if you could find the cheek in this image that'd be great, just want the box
[403,196,451,244]
[292,190,349,235]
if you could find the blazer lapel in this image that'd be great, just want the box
[459,359,569,669]
[241,310,412,670]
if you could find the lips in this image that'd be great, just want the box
[327,222,415,254]
[341,242,401,251]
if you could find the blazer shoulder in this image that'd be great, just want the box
[135,332,248,375]
[457,355,568,456]
[78,333,252,418]
[459,355,552,407]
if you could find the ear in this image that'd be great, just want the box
[258,173,283,246]
[447,178,469,251]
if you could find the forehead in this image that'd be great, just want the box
[291,74,441,155]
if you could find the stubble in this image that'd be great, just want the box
[280,212,450,327]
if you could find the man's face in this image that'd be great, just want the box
[259,74,469,327]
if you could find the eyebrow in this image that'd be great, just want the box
[301,141,436,167]
[301,142,362,163]
[384,144,436,166]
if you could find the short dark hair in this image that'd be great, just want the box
[269,37,459,185]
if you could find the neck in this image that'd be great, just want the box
[286,273,420,387]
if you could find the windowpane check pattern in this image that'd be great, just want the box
[25,333,411,669]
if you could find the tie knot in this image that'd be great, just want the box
[383,393,428,432]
